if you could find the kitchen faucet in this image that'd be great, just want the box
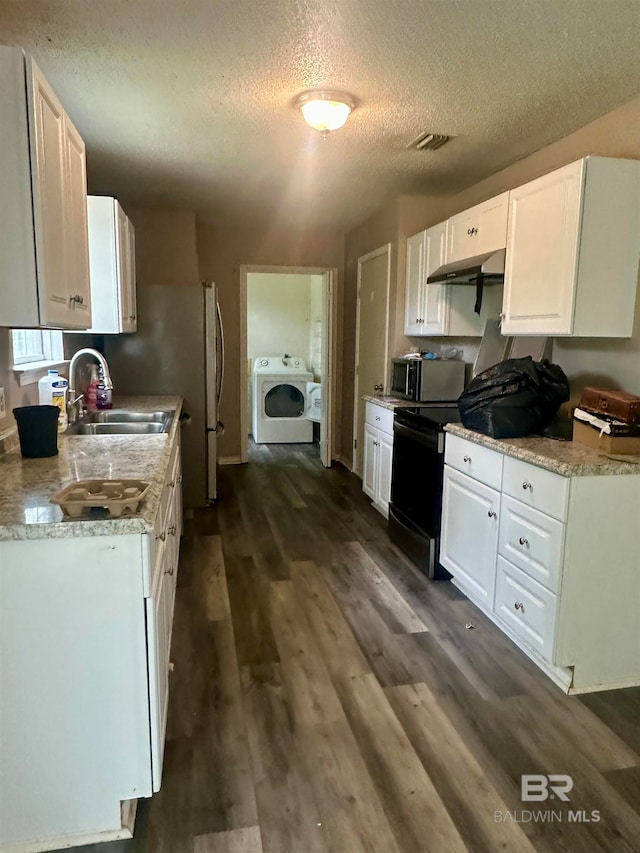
[67,348,114,424]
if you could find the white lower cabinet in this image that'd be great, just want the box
[0,435,182,851]
[441,432,640,693]
[362,402,394,517]
[494,556,557,662]
[440,467,499,608]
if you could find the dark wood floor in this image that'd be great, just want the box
[68,442,640,853]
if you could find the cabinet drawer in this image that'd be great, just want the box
[498,495,564,593]
[502,456,569,521]
[494,556,557,662]
[444,433,503,490]
[365,402,394,436]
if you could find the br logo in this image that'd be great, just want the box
[521,774,573,802]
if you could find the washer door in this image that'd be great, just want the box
[264,383,305,418]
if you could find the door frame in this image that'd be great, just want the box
[352,244,392,475]
[239,264,338,465]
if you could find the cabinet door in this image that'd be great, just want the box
[28,60,69,326]
[440,466,500,608]
[362,424,378,501]
[63,115,91,327]
[422,221,449,335]
[376,431,394,515]
[502,161,583,335]
[146,562,170,792]
[446,192,508,264]
[404,230,425,335]
[115,202,130,331]
[126,217,137,331]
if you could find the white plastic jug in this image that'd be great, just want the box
[38,370,69,432]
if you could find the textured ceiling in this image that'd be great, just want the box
[1,0,639,231]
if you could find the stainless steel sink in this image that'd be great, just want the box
[67,410,174,436]
[85,410,171,424]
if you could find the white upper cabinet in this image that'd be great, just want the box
[502,157,640,336]
[0,47,91,329]
[85,196,137,334]
[446,191,509,264]
[405,219,504,337]
[404,222,448,335]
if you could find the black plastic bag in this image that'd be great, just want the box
[457,357,570,439]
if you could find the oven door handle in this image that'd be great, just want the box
[393,419,442,452]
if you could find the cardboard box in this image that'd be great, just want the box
[572,420,640,455]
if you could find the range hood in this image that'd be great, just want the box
[427,248,505,314]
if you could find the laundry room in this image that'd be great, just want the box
[246,270,325,453]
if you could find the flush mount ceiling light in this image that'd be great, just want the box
[295,90,356,135]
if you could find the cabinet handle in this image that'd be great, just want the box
[487,510,497,518]
[375,416,380,422]
[374,384,383,392]
[519,537,529,547]
[522,481,532,490]
[514,601,524,611]
[168,524,177,536]
[164,566,174,576]
[156,531,166,541]
[463,455,471,463]
[177,475,183,484]
[168,480,176,488]
[466,227,478,236]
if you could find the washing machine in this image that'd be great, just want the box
[252,356,314,443]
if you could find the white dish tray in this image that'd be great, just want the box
[51,479,151,518]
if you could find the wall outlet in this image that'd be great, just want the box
[0,386,5,419]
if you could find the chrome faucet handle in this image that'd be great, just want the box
[68,393,85,425]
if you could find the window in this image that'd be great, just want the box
[11,329,66,384]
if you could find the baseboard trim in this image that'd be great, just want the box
[335,454,353,472]
[218,456,243,466]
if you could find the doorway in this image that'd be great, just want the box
[239,265,337,467]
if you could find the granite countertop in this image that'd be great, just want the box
[445,423,640,477]
[0,396,183,541]
[363,394,416,411]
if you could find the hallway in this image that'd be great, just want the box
[74,445,640,853]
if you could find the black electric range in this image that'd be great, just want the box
[388,402,462,579]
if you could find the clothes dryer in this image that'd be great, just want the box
[252,356,313,443]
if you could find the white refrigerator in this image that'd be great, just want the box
[104,281,224,505]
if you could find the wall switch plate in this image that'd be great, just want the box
[0,386,5,419]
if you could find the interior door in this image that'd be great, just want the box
[354,245,390,477]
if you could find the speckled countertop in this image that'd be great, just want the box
[363,394,416,411]
[445,423,640,477]
[0,396,183,540]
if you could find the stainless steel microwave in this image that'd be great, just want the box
[390,358,465,402]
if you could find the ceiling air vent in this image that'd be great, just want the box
[407,132,451,152]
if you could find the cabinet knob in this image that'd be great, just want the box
[164,566,174,576]
[156,531,166,541]
[487,510,497,518]
[522,481,532,490]
[168,524,177,536]
[514,601,524,611]
[463,455,471,463]
[168,480,176,488]
[375,416,380,421]
[374,384,383,391]
[518,537,530,547]
[177,475,183,484]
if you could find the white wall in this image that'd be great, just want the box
[247,273,315,367]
